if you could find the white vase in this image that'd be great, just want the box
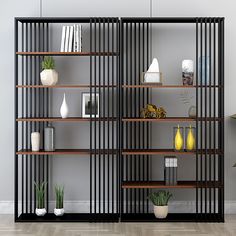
[31,132,40,151]
[60,93,69,118]
[154,205,168,219]
[35,208,46,216]
[40,69,58,86]
[54,208,65,216]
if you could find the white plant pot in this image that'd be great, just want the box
[154,205,168,219]
[35,208,46,216]
[31,132,40,151]
[54,208,65,216]
[40,69,58,86]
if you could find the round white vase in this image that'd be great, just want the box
[60,93,69,118]
[31,132,40,151]
[40,69,58,86]
[54,208,65,216]
[154,205,168,219]
[35,208,47,216]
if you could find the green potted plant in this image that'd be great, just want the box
[35,182,47,216]
[54,185,64,216]
[148,191,172,219]
[40,56,58,86]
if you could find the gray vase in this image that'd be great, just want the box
[44,125,55,151]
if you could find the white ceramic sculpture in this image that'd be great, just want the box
[31,132,40,151]
[144,58,161,83]
[60,93,69,118]
[40,69,58,86]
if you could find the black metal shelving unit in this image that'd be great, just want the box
[15,17,224,222]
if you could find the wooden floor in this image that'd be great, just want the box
[0,215,236,236]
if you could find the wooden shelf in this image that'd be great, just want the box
[122,117,222,122]
[16,117,117,122]
[16,52,118,56]
[122,85,221,88]
[122,149,195,155]
[122,149,222,155]
[16,85,117,88]
[17,149,118,155]
[122,181,222,189]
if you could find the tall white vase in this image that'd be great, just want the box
[31,132,40,151]
[60,93,69,118]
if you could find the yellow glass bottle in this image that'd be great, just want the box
[186,125,195,151]
[175,125,184,151]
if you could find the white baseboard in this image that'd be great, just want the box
[0,200,234,214]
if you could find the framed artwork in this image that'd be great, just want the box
[82,92,99,118]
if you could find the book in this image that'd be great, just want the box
[68,26,74,52]
[173,158,178,185]
[60,26,66,52]
[164,158,170,185]
[79,24,82,52]
[64,26,70,52]
[73,24,78,52]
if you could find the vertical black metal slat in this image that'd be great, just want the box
[213,18,216,218]
[94,18,97,215]
[204,18,208,218]
[138,22,141,214]
[134,22,137,215]
[208,18,212,218]
[111,18,114,215]
[14,18,19,221]
[117,18,120,216]
[89,17,93,216]
[103,18,106,214]
[46,22,50,212]
[217,18,222,220]
[129,22,133,214]
[200,18,203,218]
[107,19,110,214]
[221,18,225,221]
[142,22,145,214]
[125,22,129,215]
[97,18,101,215]
[25,22,29,214]
[38,23,41,186]
[29,22,33,214]
[146,22,150,214]
[196,18,199,219]
[21,22,25,216]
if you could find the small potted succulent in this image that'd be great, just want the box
[40,56,58,86]
[54,185,64,216]
[35,182,47,216]
[148,191,172,219]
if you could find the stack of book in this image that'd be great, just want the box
[164,156,178,185]
[60,25,82,52]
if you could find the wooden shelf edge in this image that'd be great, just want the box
[16,149,118,155]
[16,117,118,122]
[16,85,117,88]
[16,52,119,56]
[122,181,222,189]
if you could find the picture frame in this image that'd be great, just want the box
[82,92,99,118]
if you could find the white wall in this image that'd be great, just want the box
[1,0,236,213]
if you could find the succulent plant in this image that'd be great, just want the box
[148,191,172,206]
[41,56,55,70]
